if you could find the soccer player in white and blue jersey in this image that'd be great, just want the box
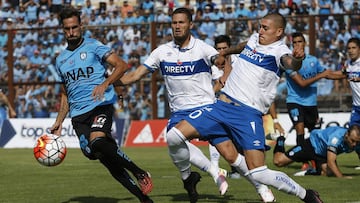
[326,38,360,126]
[273,125,360,178]
[165,13,324,203]
[50,7,153,203]
[119,8,232,202]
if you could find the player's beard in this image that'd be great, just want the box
[173,32,190,47]
[67,36,82,49]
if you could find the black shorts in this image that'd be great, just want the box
[72,104,115,146]
[287,103,319,131]
[285,139,326,174]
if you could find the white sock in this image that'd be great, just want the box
[209,144,220,171]
[187,141,219,182]
[249,166,307,199]
[231,154,263,190]
[167,127,191,180]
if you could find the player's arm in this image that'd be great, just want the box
[0,91,16,118]
[280,43,305,71]
[51,85,69,136]
[324,69,347,80]
[268,102,285,135]
[222,41,247,56]
[290,69,332,88]
[117,65,151,86]
[92,52,128,100]
[327,149,352,179]
[213,58,232,92]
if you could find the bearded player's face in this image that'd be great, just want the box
[62,16,82,46]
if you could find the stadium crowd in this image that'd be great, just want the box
[0,0,359,120]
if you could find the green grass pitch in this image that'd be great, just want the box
[1,146,360,203]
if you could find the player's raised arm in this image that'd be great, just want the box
[115,65,151,86]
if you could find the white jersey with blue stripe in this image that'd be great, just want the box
[222,33,291,114]
[55,37,116,117]
[143,36,217,112]
[347,58,360,106]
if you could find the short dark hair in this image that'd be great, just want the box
[214,35,231,47]
[59,6,81,25]
[292,32,306,42]
[172,7,192,22]
[347,37,360,48]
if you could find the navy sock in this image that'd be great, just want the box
[90,137,145,176]
[273,136,286,154]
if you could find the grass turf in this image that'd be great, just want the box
[1,146,360,203]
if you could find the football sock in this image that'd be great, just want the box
[208,144,220,171]
[231,154,264,190]
[296,134,305,146]
[187,141,219,182]
[99,158,149,202]
[167,127,191,180]
[90,137,145,176]
[249,166,306,199]
[273,136,286,153]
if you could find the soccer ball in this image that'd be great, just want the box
[33,134,67,167]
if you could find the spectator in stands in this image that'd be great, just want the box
[318,0,332,25]
[308,1,320,15]
[235,0,250,18]
[140,0,155,13]
[13,62,24,83]
[120,0,134,18]
[38,5,50,20]
[44,12,59,27]
[257,1,269,18]
[279,1,291,16]
[199,15,217,38]
[23,0,39,22]
[223,5,236,19]
[299,0,309,14]
[322,16,340,36]
[317,53,335,96]
[0,30,7,47]
[110,10,122,25]
[124,10,137,25]
[210,5,224,20]
[336,25,352,45]
[318,26,335,48]
[202,5,213,19]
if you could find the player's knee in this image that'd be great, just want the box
[273,155,288,167]
[167,127,186,147]
[84,137,107,160]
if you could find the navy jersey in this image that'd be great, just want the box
[285,54,326,106]
[55,37,116,117]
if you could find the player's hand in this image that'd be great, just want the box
[342,175,353,179]
[274,122,285,135]
[92,84,107,101]
[292,42,305,59]
[50,121,62,136]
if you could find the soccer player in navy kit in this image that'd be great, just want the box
[165,13,324,203]
[285,32,331,170]
[50,7,153,203]
[273,125,360,178]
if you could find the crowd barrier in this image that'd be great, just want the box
[0,113,350,148]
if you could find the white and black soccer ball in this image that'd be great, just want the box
[33,134,67,167]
